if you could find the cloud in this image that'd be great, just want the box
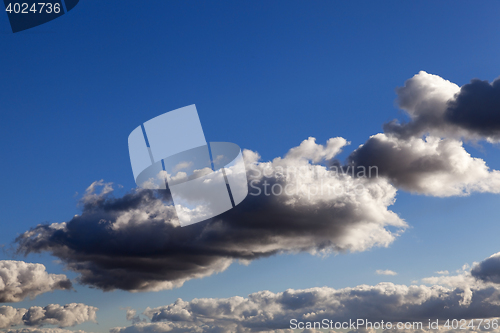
[123,308,144,324]
[22,303,98,327]
[436,271,449,275]
[4,329,90,333]
[445,77,500,140]
[172,161,193,173]
[383,71,500,141]
[0,303,96,329]
[111,322,303,333]
[348,133,500,197]
[471,252,500,284]
[0,261,72,303]
[375,269,397,276]
[0,306,26,329]
[346,71,500,197]
[110,322,215,333]
[382,71,461,139]
[14,72,500,294]
[110,263,500,333]
[16,138,406,292]
[421,268,478,307]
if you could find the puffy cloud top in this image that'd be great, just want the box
[0,261,72,303]
[384,71,500,141]
[0,303,97,329]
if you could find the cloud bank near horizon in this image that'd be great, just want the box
[109,252,500,333]
[3,252,497,333]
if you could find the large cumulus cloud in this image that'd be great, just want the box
[15,138,405,292]
[0,261,72,303]
[348,71,500,196]
[0,303,97,329]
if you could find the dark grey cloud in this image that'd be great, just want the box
[471,252,500,284]
[0,261,72,303]
[16,139,405,292]
[445,78,500,138]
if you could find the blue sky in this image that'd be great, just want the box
[2,1,500,332]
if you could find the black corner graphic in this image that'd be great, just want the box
[3,0,79,33]
[64,0,78,12]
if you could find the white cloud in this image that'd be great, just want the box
[0,306,25,329]
[23,303,98,327]
[0,261,72,303]
[349,134,500,197]
[114,278,500,333]
[282,137,349,162]
[0,303,96,329]
[172,161,193,173]
[4,329,90,333]
[436,270,449,275]
[109,257,500,333]
[376,269,397,276]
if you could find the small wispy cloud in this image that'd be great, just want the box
[376,269,397,276]
[436,270,449,275]
[172,161,193,173]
